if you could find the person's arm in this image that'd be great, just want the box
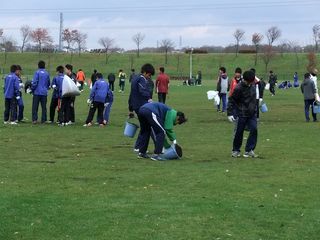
[227,86,240,116]
[89,82,98,100]
[155,77,159,93]
[14,77,20,98]
[31,71,39,91]
[47,73,51,89]
[300,83,304,93]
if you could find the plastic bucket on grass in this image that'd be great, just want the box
[313,102,320,114]
[124,121,139,138]
[160,144,183,160]
[260,103,268,113]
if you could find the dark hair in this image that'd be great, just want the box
[56,65,64,73]
[96,73,103,79]
[141,63,155,75]
[243,70,256,83]
[38,60,45,69]
[78,69,82,71]
[16,65,22,71]
[177,111,187,125]
[65,64,73,71]
[304,73,311,79]
[219,67,226,73]
[131,69,135,72]
[10,65,18,72]
[269,70,273,74]
[159,67,165,73]
[119,69,123,72]
[94,69,97,73]
[249,68,256,74]
[235,67,242,74]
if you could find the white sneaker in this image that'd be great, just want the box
[10,121,18,125]
[83,123,92,127]
[243,150,258,158]
[3,121,9,124]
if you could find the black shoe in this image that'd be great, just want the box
[137,153,150,159]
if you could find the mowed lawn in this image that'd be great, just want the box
[0,78,320,239]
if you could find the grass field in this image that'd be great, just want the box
[1,53,320,239]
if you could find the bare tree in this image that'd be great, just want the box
[307,52,317,73]
[0,29,3,38]
[20,25,31,53]
[62,28,77,53]
[132,32,145,57]
[159,39,175,64]
[233,29,245,56]
[288,41,301,68]
[73,30,87,56]
[98,37,115,64]
[266,26,281,46]
[252,33,264,65]
[30,28,53,53]
[0,36,17,64]
[312,24,320,52]
[261,46,276,72]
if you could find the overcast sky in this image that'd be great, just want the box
[0,0,320,50]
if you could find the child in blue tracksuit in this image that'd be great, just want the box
[31,60,50,123]
[50,66,64,123]
[14,65,25,122]
[137,102,187,161]
[103,88,114,124]
[84,73,109,126]
[4,65,20,124]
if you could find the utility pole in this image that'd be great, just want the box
[59,12,63,51]
[189,47,194,80]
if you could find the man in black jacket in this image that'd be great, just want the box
[227,70,258,158]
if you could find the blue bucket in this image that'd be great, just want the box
[313,102,320,114]
[124,121,139,138]
[260,103,268,113]
[160,144,183,160]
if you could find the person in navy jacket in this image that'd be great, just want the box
[31,60,50,124]
[4,65,20,124]
[128,63,155,151]
[49,66,64,123]
[84,73,109,127]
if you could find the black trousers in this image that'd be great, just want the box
[138,107,166,154]
[4,98,17,122]
[119,81,125,91]
[49,97,59,122]
[59,97,71,124]
[70,97,75,122]
[109,81,114,91]
[32,95,47,123]
[270,84,275,95]
[86,101,104,124]
[158,93,167,104]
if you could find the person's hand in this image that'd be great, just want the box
[259,98,263,103]
[104,103,109,107]
[26,88,32,94]
[19,83,24,88]
[52,84,57,89]
[16,96,20,100]
[87,99,92,105]
[148,99,153,103]
[228,116,236,123]
[128,112,135,118]
[173,139,177,145]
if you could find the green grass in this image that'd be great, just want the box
[1,54,320,239]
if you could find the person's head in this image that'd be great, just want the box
[198,70,201,74]
[131,69,135,73]
[78,69,82,72]
[235,67,242,78]
[243,70,256,84]
[269,70,273,75]
[96,73,103,79]
[65,64,73,75]
[250,68,256,74]
[38,60,45,69]
[56,65,64,74]
[304,73,311,80]
[10,65,18,73]
[311,68,318,76]
[16,65,22,76]
[295,72,298,74]
[175,111,187,125]
[119,69,123,73]
[159,67,165,73]
[93,69,97,73]
[141,63,155,78]
[219,67,226,74]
